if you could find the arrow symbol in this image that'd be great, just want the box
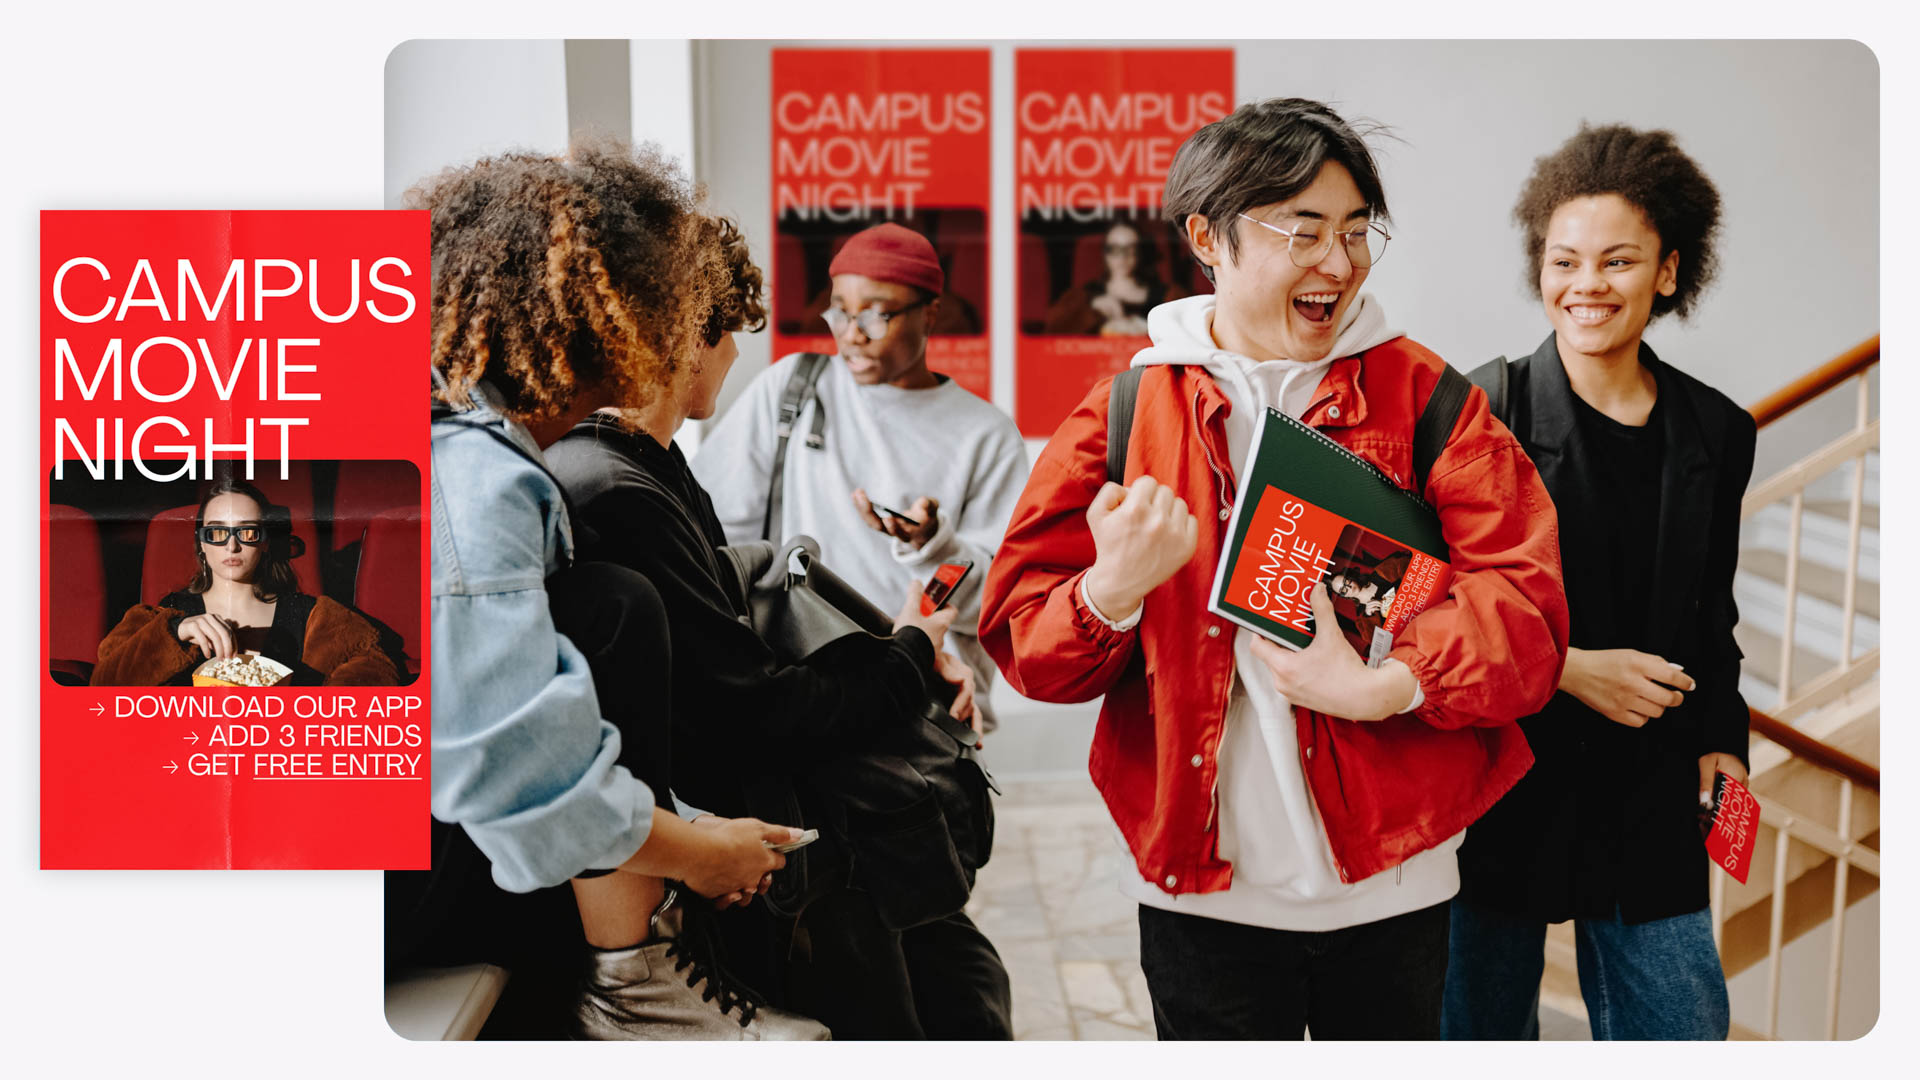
[90,703,103,716]
[163,761,179,774]
[183,732,199,744]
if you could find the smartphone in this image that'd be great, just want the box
[870,500,922,527]
[765,828,819,854]
[920,560,976,616]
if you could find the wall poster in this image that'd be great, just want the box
[1014,49,1232,436]
[771,48,992,400]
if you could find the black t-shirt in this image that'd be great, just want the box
[1569,392,1666,647]
[161,589,321,684]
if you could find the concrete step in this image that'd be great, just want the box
[1736,621,1845,699]
[1742,503,1878,581]
[1739,548,1878,620]
[1804,499,1878,532]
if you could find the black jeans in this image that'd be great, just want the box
[784,886,1013,1040]
[1137,899,1450,1040]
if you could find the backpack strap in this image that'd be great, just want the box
[1467,355,1511,427]
[1411,365,1473,498]
[761,353,831,542]
[1106,367,1144,486]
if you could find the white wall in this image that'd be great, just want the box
[382,39,698,207]
[694,39,1878,479]
[383,40,569,208]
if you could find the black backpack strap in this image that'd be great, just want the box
[1106,367,1144,486]
[762,353,831,542]
[1411,365,1473,498]
[1467,355,1511,427]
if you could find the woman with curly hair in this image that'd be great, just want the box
[399,140,826,1040]
[1443,124,1754,1041]
[91,478,399,686]
[545,196,1007,1040]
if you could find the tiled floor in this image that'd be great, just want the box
[966,771,1591,1041]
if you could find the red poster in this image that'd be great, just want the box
[771,48,992,399]
[41,211,430,870]
[1014,49,1232,436]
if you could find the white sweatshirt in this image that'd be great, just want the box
[1112,294,1466,932]
[690,353,1030,730]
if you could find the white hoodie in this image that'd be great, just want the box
[1108,293,1465,932]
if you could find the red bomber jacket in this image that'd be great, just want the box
[980,339,1571,892]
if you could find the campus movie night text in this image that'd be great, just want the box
[775,91,986,220]
[1017,91,1231,220]
[1241,496,1333,634]
[49,256,417,480]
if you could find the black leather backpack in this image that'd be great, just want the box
[717,536,997,932]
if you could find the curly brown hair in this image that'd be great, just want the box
[413,139,726,422]
[696,213,768,347]
[1514,123,1722,321]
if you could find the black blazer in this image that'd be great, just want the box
[1457,333,1756,925]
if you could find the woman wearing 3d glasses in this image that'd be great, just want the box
[91,478,401,686]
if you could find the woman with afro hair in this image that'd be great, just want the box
[1443,124,1755,1041]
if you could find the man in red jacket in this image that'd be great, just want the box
[979,98,1570,1040]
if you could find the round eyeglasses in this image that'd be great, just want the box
[1236,213,1391,269]
[821,297,930,340]
[198,524,265,546]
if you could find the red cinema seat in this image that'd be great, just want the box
[331,460,419,552]
[49,504,110,684]
[141,504,323,607]
[355,507,422,676]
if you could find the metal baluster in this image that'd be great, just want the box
[1824,780,1855,1040]
[1766,822,1792,1039]
[1840,375,1869,666]
[1779,493,1804,709]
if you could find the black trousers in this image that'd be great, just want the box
[384,562,677,1037]
[1137,899,1450,1040]
[783,887,1013,1040]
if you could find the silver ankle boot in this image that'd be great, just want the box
[571,886,831,1041]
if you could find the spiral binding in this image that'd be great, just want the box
[1262,407,1437,514]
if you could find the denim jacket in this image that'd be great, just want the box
[429,378,653,892]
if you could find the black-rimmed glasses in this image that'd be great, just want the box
[198,524,265,546]
[822,297,931,340]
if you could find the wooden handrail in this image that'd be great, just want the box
[1749,706,1879,792]
[1749,335,1879,429]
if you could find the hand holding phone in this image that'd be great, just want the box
[920,560,975,616]
[765,828,819,854]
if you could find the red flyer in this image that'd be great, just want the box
[1703,770,1761,884]
[1013,48,1232,436]
[41,211,430,870]
[771,48,992,399]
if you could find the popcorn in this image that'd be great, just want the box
[193,652,291,687]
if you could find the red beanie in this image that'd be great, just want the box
[827,223,945,295]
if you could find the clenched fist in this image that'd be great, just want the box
[1082,476,1200,623]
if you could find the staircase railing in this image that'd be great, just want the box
[1713,334,1881,1040]
[1739,334,1879,722]
[1710,706,1879,1040]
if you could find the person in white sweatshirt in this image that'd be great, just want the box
[979,98,1569,1040]
[692,223,1030,734]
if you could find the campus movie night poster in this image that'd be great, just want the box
[42,211,431,870]
[771,48,992,400]
[1015,49,1233,436]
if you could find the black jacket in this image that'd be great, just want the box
[543,414,938,819]
[1457,334,1756,925]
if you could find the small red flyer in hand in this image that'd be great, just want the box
[1702,770,1761,884]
